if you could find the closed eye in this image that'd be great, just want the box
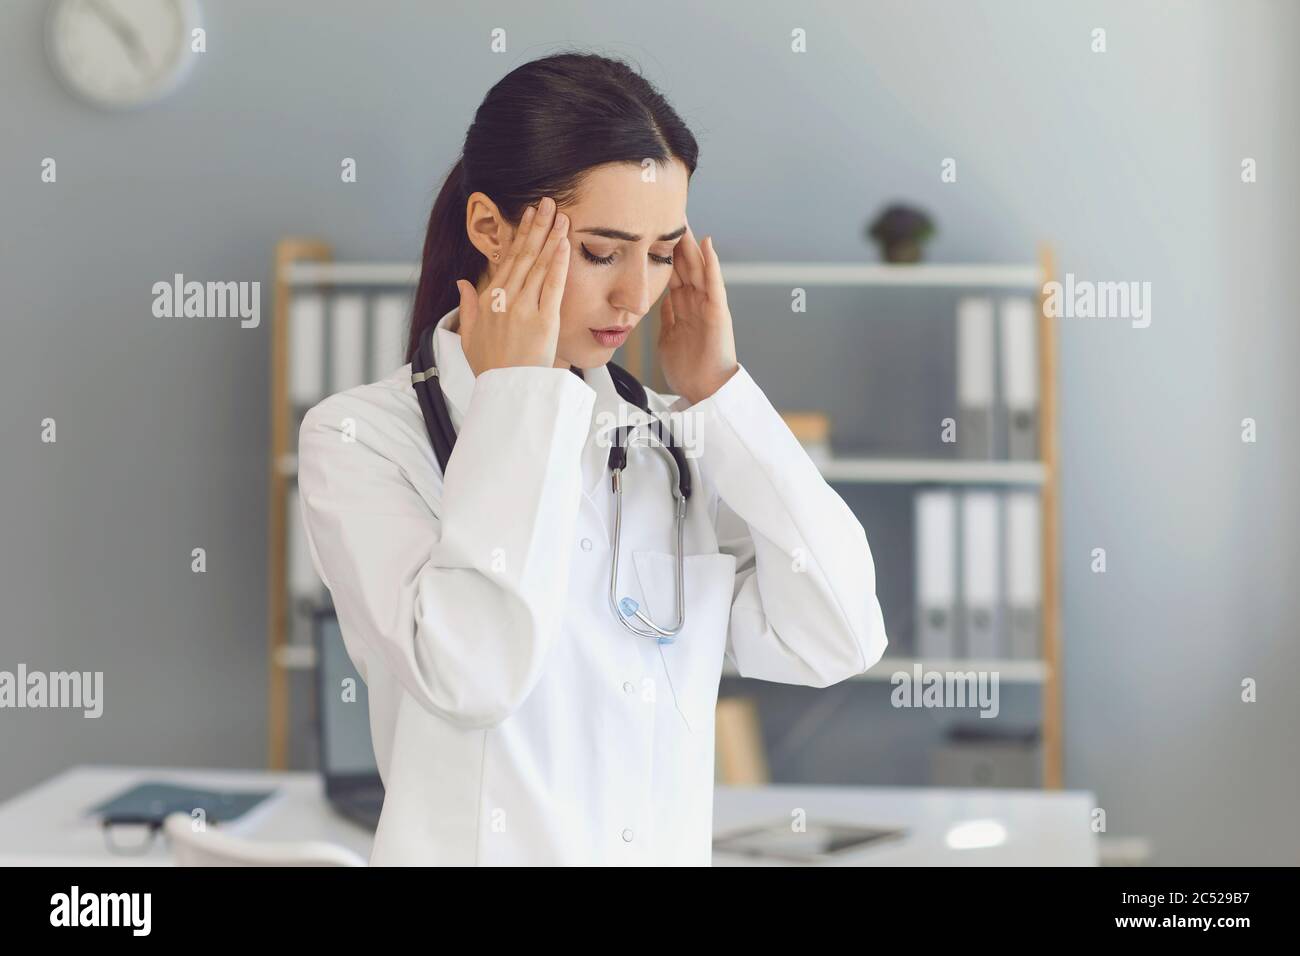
[580,243,673,267]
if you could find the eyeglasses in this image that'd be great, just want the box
[100,816,165,856]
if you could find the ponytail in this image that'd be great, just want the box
[406,158,482,363]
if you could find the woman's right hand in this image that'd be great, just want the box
[456,196,570,375]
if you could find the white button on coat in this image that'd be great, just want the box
[296,305,888,865]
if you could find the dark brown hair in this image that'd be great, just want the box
[405,52,700,363]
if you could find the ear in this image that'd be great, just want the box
[464,191,515,262]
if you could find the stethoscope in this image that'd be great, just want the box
[411,324,693,644]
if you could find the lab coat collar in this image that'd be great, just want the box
[427,306,635,502]
[428,306,476,434]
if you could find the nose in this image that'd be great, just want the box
[610,259,652,318]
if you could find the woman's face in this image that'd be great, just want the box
[477,159,690,370]
[551,160,689,369]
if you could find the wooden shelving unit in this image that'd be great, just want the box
[706,249,1063,788]
[267,242,1062,788]
[267,239,330,771]
[1037,244,1063,789]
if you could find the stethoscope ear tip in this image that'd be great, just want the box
[618,597,639,617]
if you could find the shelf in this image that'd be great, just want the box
[817,457,1046,485]
[274,451,1043,485]
[721,262,1040,288]
[285,261,421,287]
[277,646,1047,683]
[275,644,317,670]
[283,260,1041,290]
[723,656,1048,684]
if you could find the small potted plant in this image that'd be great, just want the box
[867,203,936,263]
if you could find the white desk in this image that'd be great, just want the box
[0,765,1097,866]
[711,783,1097,866]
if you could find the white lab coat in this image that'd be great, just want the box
[297,305,887,866]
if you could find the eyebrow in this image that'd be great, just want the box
[574,225,687,243]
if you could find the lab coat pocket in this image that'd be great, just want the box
[632,550,737,733]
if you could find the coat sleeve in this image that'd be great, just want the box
[667,365,888,686]
[297,367,595,730]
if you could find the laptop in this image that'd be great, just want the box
[313,607,385,830]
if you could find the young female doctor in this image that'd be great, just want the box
[297,52,888,866]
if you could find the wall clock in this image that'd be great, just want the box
[46,0,201,109]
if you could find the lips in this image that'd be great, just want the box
[590,327,631,347]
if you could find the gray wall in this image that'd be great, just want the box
[2,0,1296,865]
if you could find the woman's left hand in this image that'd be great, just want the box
[658,221,739,406]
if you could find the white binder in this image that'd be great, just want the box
[288,293,325,407]
[956,297,996,459]
[961,491,1002,659]
[915,490,957,659]
[370,293,409,381]
[999,297,1039,459]
[329,293,367,392]
[1005,492,1042,659]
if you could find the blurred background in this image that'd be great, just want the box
[2,0,1297,866]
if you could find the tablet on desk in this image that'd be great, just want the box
[88,782,277,827]
[713,820,907,864]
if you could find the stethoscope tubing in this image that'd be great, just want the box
[414,324,691,644]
